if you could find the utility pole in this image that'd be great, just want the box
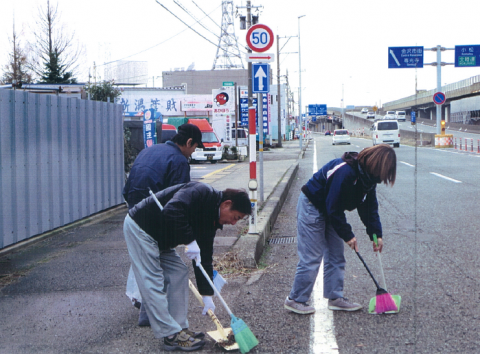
[298,15,305,151]
[276,34,282,147]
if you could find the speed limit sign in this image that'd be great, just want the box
[246,24,274,53]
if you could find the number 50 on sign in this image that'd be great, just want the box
[246,24,274,53]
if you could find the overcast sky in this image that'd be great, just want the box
[2,0,480,109]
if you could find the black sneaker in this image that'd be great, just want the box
[182,328,205,340]
[164,331,205,351]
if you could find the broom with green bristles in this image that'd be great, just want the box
[148,188,259,353]
[196,260,259,353]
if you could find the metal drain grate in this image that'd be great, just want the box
[268,236,297,245]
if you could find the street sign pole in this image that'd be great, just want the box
[436,46,442,135]
[258,95,264,203]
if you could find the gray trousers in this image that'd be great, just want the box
[289,192,346,303]
[123,214,189,338]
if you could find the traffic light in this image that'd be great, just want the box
[441,120,446,134]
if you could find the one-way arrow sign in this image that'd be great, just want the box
[246,53,275,63]
[252,63,270,93]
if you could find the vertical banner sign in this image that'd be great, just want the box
[262,93,270,134]
[240,88,249,126]
[212,86,235,144]
[143,108,157,148]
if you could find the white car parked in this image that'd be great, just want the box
[332,129,351,145]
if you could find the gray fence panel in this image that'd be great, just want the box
[0,90,124,249]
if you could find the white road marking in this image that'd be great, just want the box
[429,172,462,183]
[311,140,339,353]
[400,161,414,167]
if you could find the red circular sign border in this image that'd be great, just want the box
[433,91,446,105]
[246,24,274,53]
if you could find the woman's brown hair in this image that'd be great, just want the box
[357,144,396,186]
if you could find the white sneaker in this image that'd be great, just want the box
[328,297,362,311]
[284,296,315,314]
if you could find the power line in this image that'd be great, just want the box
[155,0,244,59]
[98,3,221,67]
[191,0,222,30]
[173,0,219,40]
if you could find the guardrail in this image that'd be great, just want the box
[383,74,480,110]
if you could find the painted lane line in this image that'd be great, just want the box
[201,164,235,179]
[430,172,462,183]
[400,161,415,167]
[311,140,339,353]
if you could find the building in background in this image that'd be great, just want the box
[104,61,149,86]
[162,69,248,94]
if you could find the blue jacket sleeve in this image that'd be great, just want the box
[325,168,356,242]
[357,189,382,240]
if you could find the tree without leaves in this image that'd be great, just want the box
[30,0,83,83]
[1,22,33,85]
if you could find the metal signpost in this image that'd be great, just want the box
[246,23,274,233]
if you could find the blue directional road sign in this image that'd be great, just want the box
[308,104,316,115]
[455,45,480,67]
[388,46,424,68]
[252,63,270,93]
[317,104,327,116]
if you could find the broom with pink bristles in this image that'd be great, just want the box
[355,244,398,314]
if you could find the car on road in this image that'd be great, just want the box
[395,111,406,122]
[384,111,396,119]
[371,120,400,147]
[325,130,331,136]
[366,111,375,119]
[332,129,351,145]
[361,108,368,114]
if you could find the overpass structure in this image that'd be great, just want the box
[383,74,480,124]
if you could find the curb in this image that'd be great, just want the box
[232,162,299,268]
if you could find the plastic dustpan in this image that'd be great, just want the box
[368,295,402,314]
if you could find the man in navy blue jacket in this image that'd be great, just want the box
[123,123,203,331]
[284,145,396,314]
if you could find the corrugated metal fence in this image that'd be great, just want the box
[0,90,124,249]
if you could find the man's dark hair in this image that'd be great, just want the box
[221,189,252,215]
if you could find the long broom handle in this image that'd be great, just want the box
[197,261,233,317]
[148,188,234,317]
[188,280,228,340]
[148,188,163,211]
[355,251,381,290]
[373,234,388,291]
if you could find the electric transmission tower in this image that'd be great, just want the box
[212,1,244,70]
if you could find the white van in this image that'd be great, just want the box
[395,111,406,121]
[371,120,400,148]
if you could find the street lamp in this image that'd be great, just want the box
[298,15,305,151]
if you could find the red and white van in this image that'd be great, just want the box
[188,119,222,163]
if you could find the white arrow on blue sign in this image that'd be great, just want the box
[252,63,270,93]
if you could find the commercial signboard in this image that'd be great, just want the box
[212,86,236,144]
[118,89,211,116]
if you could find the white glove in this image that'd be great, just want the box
[202,296,215,315]
[185,240,201,265]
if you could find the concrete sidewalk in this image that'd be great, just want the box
[0,139,307,354]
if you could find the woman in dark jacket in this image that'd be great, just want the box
[284,144,396,314]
